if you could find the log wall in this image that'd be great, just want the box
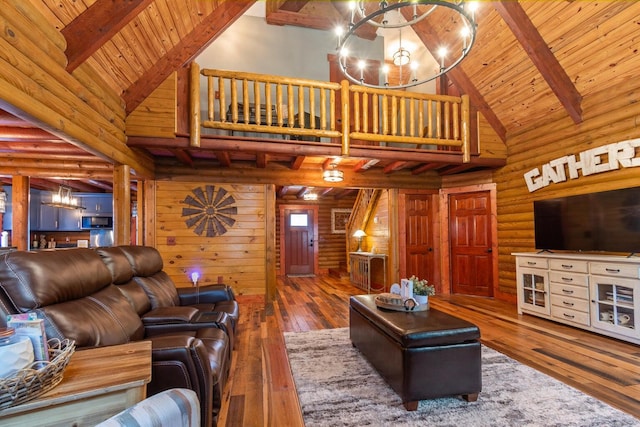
[494,82,640,299]
[126,72,177,138]
[0,2,152,177]
[154,181,267,296]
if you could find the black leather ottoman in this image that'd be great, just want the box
[349,294,482,410]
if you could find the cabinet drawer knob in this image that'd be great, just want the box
[605,268,620,273]
[561,277,573,282]
[527,261,536,266]
[561,264,573,269]
[562,301,574,307]
[563,313,575,319]
[562,289,574,294]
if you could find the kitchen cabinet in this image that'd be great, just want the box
[81,194,112,216]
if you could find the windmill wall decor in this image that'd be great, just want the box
[181,185,237,237]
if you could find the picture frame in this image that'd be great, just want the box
[331,208,351,234]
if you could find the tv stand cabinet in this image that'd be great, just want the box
[513,252,639,345]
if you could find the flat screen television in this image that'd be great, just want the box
[533,186,640,254]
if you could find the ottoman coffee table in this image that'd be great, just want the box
[349,294,482,410]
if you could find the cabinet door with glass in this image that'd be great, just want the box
[590,275,639,340]
[517,266,550,316]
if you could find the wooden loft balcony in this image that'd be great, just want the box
[187,64,506,174]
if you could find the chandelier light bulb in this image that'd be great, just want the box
[335,0,478,89]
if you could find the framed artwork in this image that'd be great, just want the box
[331,208,351,234]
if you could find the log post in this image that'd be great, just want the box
[11,176,29,251]
[189,62,201,147]
[113,164,131,246]
[461,94,471,163]
[341,80,350,157]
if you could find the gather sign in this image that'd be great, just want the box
[523,138,640,192]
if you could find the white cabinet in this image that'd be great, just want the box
[516,256,550,316]
[514,253,640,345]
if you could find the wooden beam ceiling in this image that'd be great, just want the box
[62,0,154,72]
[402,8,507,142]
[123,0,256,113]
[492,1,583,124]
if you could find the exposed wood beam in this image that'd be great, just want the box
[291,156,305,170]
[383,161,407,174]
[278,1,310,13]
[256,153,267,168]
[492,1,582,124]
[0,110,32,127]
[403,8,507,142]
[215,151,232,167]
[0,141,89,154]
[123,0,255,114]
[412,163,447,175]
[296,187,309,198]
[62,0,154,72]
[171,149,194,167]
[0,127,65,141]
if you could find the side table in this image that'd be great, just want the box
[349,252,387,293]
[0,340,152,427]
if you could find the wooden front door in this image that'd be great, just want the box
[283,207,316,275]
[449,191,493,296]
[401,193,438,283]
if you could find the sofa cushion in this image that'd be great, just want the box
[0,248,112,311]
[117,246,180,309]
[38,285,145,347]
[96,247,152,315]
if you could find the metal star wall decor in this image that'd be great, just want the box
[181,185,237,237]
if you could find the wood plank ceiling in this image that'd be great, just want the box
[1,1,638,198]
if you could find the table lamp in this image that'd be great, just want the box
[353,229,366,252]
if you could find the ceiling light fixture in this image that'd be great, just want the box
[43,186,86,210]
[336,1,478,90]
[323,163,344,183]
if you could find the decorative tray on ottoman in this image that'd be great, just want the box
[0,338,76,410]
[375,293,428,312]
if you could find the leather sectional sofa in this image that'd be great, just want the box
[0,246,238,427]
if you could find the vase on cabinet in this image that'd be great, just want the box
[415,295,429,306]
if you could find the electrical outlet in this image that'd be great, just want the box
[214,90,220,99]
[167,236,176,246]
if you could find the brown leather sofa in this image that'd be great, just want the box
[97,246,238,350]
[0,247,237,427]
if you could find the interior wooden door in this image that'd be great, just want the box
[449,191,493,296]
[402,193,437,283]
[283,207,316,276]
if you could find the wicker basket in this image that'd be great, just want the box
[0,338,76,410]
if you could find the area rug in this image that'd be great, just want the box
[284,328,640,427]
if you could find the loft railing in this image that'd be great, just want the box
[190,63,470,162]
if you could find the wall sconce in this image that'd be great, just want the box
[0,190,6,214]
[353,229,366,252]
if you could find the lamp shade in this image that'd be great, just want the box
[353,229,366,238]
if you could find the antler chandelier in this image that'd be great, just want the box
[336,1,478,90]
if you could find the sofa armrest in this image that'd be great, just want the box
[146,335,214,427]
[141,306,201,325]
[177,284,235,305]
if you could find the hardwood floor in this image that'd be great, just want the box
[218,275,640,426]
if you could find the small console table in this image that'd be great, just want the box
[349,252,387,293]
[0,341,151,426]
